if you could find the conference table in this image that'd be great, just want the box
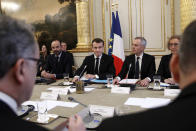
[23,80,175,130]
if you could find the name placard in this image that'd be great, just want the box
[111,87,130,94]
[40,92,58,100]
[52,89,69,95]
[164,89,181,97]
[89,105,114,118]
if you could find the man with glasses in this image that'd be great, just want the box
[72,38,115,82]
[41,40,73,79]
[0,15,48,130]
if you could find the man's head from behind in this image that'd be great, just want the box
[0,15,39,105]
[51,40,61,55]
[92,38,104,57]
[170,20,196,89]
[132,37,146,56]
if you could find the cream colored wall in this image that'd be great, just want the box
[73,0,181,71]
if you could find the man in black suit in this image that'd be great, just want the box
[157,35,181,84]
[94,20,196,131]
[61,41,74,66]
[41,40,73,79]
[113,37,156,86]
[72,38,115,82]
[0,15,49,130]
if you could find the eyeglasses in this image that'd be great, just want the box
[169,43,179,47]
[24,57,41,67]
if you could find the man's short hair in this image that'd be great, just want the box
[167,35,181,49]
[0,15,36,78]
[92,38,104,46]
[179,20,196,74]
[135,37,147,47]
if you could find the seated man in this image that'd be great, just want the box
[61,41,74,66]
[113,37,156,86]
[157,35,181,84]
[72,38,115,82]
[0,15,73,131]
[41,40,72,79]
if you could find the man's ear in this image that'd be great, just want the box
[13,59,25,84]
[170,54,180,83]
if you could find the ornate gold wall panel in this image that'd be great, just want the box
[180,0,196,32]
[74,1,91,52]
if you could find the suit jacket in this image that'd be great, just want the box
[64,51,74,66]
[45,51,73,79]
[0,100,48,131]
[157,54,172,82]
[97,82,196,131]
[118,53,156,81]
[75,53,115,79]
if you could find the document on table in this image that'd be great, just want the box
[119,79,139,84]
[124,97,171,109]
[22,100,78,111]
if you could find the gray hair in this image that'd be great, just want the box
[0,15,36,78]
[135,37,147,47]
[179,20,196,74]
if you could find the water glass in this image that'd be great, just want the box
[63,73,69,82]
[106,74,113,87]
[37,101,49,123]
[153,75,161,90]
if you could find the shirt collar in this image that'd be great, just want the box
[55,51,62,58]
[0,92,18,114]
[94,54,102,59]
[135,52,143,60]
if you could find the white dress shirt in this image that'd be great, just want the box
[0,92,18,114]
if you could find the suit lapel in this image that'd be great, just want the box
[141,53,146,74]
[99,54,105,73]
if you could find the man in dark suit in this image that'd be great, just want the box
[0,15,49,130]
[41,40,73,79]
[157,35,181,84]
[72,38,115,82]
[113,37,156,86]
[94,20,196,131]
[61,41,74,66]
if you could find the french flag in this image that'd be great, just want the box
[108,11,125,75]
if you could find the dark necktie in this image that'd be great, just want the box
[56,56,59,63]
[94,58,99,74]
[135,57,140,79]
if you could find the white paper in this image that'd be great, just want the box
[66,87,95,93]
[119,79,138,84]
[63,82,73,86]
[40,92,58,100]
[22,100,78,111]
[141,97,171,108]
[124,97,171,109]
[111,87,130,94]
[164,89,181,97]
[124,97,146,106]
[89,105,114,118]
[45,100,78,109]
[160,82,170,87]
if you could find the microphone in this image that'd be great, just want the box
[68,96,88,108]
[79,65,87,79]
[126,64,132,79]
